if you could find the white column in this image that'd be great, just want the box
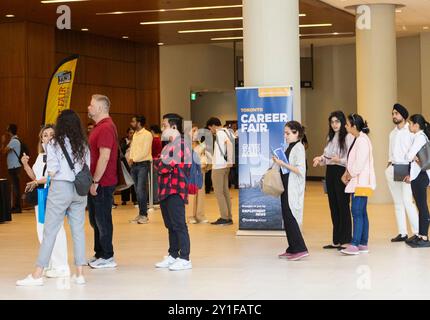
[421,32,430,119]
[243,0,301,121]
[355,4,398,203]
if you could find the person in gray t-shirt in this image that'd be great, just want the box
[1,124,22,212]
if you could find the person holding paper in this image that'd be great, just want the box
[313,111,354,250]
[21,124,69,278]
[385,104,418,243]
[273,121,309,261]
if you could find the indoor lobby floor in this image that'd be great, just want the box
[1,182,430,300]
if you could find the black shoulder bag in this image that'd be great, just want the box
[58,142,92,196]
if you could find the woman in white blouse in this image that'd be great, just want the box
[21,125,69,278]
[313,111,354,250]
[404,114,430,248]
[17,110,90,286]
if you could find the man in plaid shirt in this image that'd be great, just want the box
[154,113,193,271]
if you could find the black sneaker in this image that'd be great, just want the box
[391,234,408,242]
[406,235,419,244]
[408,238,430,248]
[211,218,231,226]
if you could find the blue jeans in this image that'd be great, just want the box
[131,162,150,216]
[351,194,369,247]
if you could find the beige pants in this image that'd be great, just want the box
[187,174,207,222]
[212,168,232,220]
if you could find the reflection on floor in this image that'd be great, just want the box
[1,182,429,300]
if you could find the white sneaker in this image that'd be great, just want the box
[89,257,117,269]
[169,258,192,271]
[129,215,141,224]
[87,256,98,265]
[155,255,177,269]
[16,274,44,286]
[45,268,71,278]
[71,274,86,285]
[199,219,209,224]
[189,218,198,224]
[137,216,149,224]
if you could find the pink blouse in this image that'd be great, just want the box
[345,132,377,194]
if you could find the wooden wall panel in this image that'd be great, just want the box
[56,30,160,129]
[27,23,55,79]
[0,23,26,78]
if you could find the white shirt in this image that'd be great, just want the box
[213,129,233,170]
[389,123,415,164]
[33,153,46,180]
[47,137,90,182]
[406,130,430,183]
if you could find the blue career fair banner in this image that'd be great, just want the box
[236,87,294,231]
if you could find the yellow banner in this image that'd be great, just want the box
[43,55,78,125]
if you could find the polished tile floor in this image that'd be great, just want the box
[1,182,429,300]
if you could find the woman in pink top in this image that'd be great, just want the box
[341,114,376,256]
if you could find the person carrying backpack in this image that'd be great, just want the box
[206,117,235,226]
[187,126,208,224]
[1,124,24,213]
[154,113,193,271]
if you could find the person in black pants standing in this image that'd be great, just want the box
[273,121,309,261]
[313,111,354,250]
[405,114,430,248]
[1,124,22,213]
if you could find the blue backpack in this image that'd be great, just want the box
[180,150,203,194]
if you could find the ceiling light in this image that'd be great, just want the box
[179,27,243,34]
[211,36,243,41]
[299,23,332,28]
[41,0,89,3]
[81,28,89,31]
[396,9,402,13]
[158,42,164,46]
[5,14,15,18]
[300,32,354,37]
[140,17,243,25]
[424,26,429,30]
[122,36,129,39]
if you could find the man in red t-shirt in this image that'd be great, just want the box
[87,94,118,269]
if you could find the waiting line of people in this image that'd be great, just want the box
[12,95,430,284]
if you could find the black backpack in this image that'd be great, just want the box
[11,137,30,164]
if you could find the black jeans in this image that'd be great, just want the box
[131,162,150,216]
[88,185,116,259]
[326,165,352,245]
[121,186,137,203]
[8,168,21,210]
[280,174,307,254]
[205,170,213,194]
[411,171,430,237]
[160,194,191,260]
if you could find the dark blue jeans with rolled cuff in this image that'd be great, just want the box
[351,194,369,247]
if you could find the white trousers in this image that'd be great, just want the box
[385,166,419,235]
[35,205,69,271]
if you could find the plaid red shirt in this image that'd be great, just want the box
[155,135,192,203]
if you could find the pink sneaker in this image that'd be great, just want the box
[287,251,309,261]
[358,245,369,253]
[341,245,360,255]
[278,252,293,259]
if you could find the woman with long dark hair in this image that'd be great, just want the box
[21,124,69,277]
[313,111,353,250]
[273,121,309,261]
[405,114,430,248]
[17,110,90,286]
[341,114,376,256]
